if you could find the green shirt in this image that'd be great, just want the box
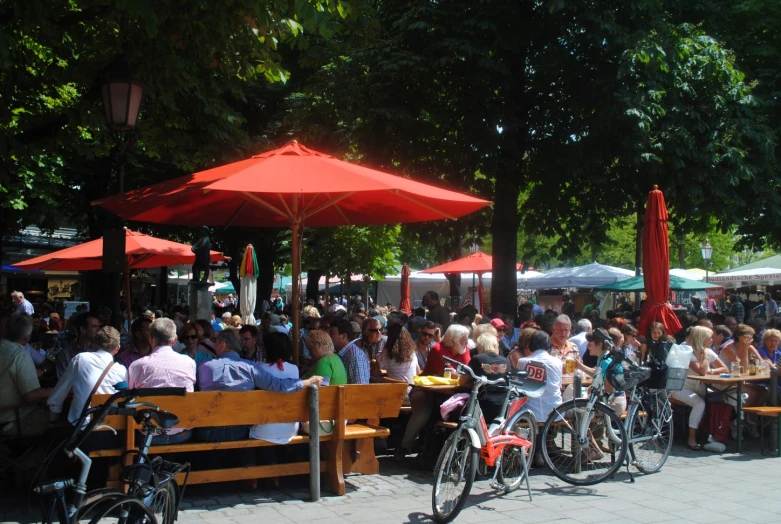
[303,354,348,385]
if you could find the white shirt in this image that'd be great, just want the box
[249,362,300,444]
[377,350,417,386]
[47,350,129,426]
[517,349,563,422]
[683,348,719,392]
[569,332,589,358]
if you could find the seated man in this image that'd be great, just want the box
[332,319,371,384]
[117,317,153,368]
[1,313,52,436]
[516,330,563,423]
[55,312,100,378]
[239,324,263,362]
[48,326,128,440]
[128,318,196,445]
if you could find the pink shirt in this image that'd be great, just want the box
[128,346,196,434]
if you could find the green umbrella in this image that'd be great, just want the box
[597,274,721,292]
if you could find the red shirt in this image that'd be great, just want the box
[422,342,471,376]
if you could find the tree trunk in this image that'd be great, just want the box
[306,269,324,303]
[677,233,686,268]
[635,203,644,307]
[255,230,280,312]
[157,267,168,307]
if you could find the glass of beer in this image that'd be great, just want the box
[565,356,576,375]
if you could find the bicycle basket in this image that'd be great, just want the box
[605,349,651,391]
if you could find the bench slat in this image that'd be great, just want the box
[181,461,328,485]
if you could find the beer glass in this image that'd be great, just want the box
[730,362,744,377]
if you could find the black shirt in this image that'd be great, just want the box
[468,352,510,424]
[427,303,450,331]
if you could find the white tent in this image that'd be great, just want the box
[669,268,706,281]
[522,262,635,289]
[709,267,781,287]
[377,270,543,308]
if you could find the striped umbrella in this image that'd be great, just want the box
[239,244,259,325]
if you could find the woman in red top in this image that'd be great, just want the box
[397,325,471,461]
[422,324,471,376]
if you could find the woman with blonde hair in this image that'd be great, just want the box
[670,326,728,450]
[230,315,242,328]
[302,329,347,385]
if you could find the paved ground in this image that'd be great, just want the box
[4,442,781,523]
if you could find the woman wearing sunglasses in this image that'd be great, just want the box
[179,322,213,368]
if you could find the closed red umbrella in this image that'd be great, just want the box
[637,187,682,336]
[93,141,490,362]
[399,264,412,314]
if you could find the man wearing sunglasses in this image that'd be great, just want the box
[415,321,438,372]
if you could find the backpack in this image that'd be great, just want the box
[699,402,732,444]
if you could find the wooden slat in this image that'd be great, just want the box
[180,461,327,485]
[743,406,781,416]
[342,383,407,419]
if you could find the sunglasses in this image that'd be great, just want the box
[184,335,198,340]
[367,328,382,333]
[420,332,435,339]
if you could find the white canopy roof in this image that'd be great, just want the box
[709,267,781,286]
[669,268,706,281]
[522,262,635,289]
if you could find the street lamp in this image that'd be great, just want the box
[101,56,145,192]
[701,240,713,283]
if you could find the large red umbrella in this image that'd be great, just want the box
[421,251,521,314]
[14,228,228,328]
[637,187,682,336]
[92,141,490,362]
[399,264,412,314]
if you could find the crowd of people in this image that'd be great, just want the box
[2,287,781,486]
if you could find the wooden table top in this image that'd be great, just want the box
[561,374,593,387]
[686,372,771,385]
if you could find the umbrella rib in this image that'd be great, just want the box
[224,201,249,229]
[390,190,457,220]
[242,192,292,220]
[277,193,294,218]
[303,193,355,221]
[333,203,352,225]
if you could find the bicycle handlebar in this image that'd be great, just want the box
[442,356,505,386]
[68,387,187,452]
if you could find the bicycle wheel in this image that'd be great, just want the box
[146,481,178,524]
[431,430,478,523]
[540,398,628,486]
[628,390,673,474]
[85,492,156,524]
[498,410,537,491]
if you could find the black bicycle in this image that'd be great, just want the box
[35,384,189,524]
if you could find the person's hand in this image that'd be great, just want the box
[304,376,324,387]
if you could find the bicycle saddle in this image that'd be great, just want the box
[507,369,529,380]
[134,409,179,429]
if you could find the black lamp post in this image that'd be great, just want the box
[701,240,713,283]
[101,57,145,193]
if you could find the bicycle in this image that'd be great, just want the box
[539,348,634,486]
[623,379,674,476]
[34,384,189,524]
[431,356,545,523]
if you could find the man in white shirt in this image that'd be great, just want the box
[48,326,128,440]
[517,330,563,424]
[569,319,592,359]
[11,290,35,315]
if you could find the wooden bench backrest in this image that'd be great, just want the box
[92,383,407,431]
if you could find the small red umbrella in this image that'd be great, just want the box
[93,141,490,363]
[637,187,682,336]
[399,264,412,314]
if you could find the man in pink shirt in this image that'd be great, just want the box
[128,318,196,444]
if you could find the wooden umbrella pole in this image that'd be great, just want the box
[125,269,132,333]
[291,197,301,365]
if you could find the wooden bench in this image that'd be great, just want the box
[89,383,407,496]
[742,406,781,457]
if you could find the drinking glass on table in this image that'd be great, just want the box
[731,362,744,377]
[760,360,770,375]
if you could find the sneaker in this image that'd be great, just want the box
[703,440,726,453]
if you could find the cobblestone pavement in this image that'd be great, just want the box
[4,442,781,523]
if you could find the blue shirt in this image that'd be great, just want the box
[597,353,623,393]
[197,351,304,393]
[338,341,371,384]
[211,320,224,333]
[16,299,34,315]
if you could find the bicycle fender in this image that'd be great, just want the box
[463,427,482,449]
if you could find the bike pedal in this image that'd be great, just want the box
[489,481,506,491]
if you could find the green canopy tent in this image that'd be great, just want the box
[597,274,722,292]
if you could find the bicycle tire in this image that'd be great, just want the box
[431,430,478,523]
[628,391,673,474]
[86,493,156,524]
[498,410,537,491]
[146,480,178,524]
[77,488,127,523]
[540,398,628,486]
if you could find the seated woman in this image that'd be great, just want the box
[509,327,538,369]
[459,334,510,426]
[421,324,472,376]
[758,328,781,363]
[718,324,767,437]
[376,324,418,396]
[179,322,213,368]
[302,329,348,385]
[639,322,666,363]
[249,332,301,444]
[395,324,472,461]
[670,326,728,450]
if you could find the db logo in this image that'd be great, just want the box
[526,364,546,382]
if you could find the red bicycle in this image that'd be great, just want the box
[431,357,546,523]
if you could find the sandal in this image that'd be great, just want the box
[687,442,702,451]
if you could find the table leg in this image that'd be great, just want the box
[777,415,781,458]
[737,382,743,453]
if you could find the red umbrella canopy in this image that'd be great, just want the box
[13,228,228,271]
[92,141,490,227]
[421,251,521,274]
[637,187,682,336]
[399,264,412,314]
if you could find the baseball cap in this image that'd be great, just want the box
[490,318,508,331]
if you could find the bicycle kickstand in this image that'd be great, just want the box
[521,449,533,501]
[623,456,635,483]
